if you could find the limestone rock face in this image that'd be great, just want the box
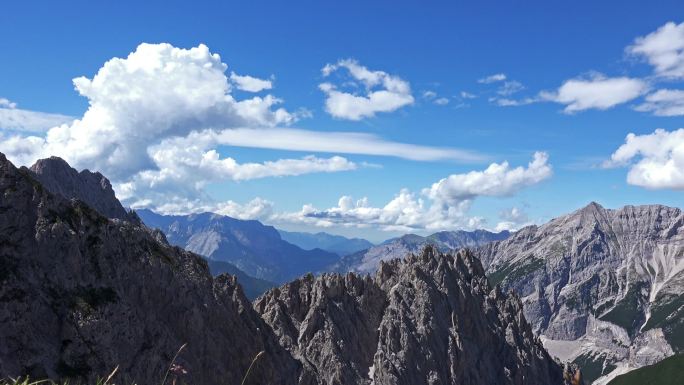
[0,153,299,385]
[475,202,684,383]
[256,247,576,385]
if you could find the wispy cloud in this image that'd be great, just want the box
[478,73,507,84]
[213,128,486,162]
[0,98,74,133]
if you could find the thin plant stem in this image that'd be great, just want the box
[240,351,265,385]
[103,365,119,385]
[161,343,187,385]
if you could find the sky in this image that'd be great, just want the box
[2,0,684,242]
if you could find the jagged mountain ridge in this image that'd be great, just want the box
[0,153,580,385]
[256,247,579,385]
[0,153,300,385]
[337,229,510,274]
[278,229,373,256]
[138,209,340,283]
[475,202,684,384]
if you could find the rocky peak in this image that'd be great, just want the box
[27,156,135,222]
[256,246,578,385]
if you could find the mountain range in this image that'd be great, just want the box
[4,153,684,384]
[0,153,580,385]
[137,209,340,284]
[138,211,509,297]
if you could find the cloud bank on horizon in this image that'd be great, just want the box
[2,20,684,235]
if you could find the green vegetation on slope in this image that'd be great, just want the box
[487,257,544,287]
[607,354,684,385]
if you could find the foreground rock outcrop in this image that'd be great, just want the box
[0,153,299,385]
[257,247,578,385]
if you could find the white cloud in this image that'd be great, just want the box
[434,97,449,105]
[0,43,357,212]
[230,71,273,92]
[425,151,552,205]
[319,59,414,120]
[273,153,551,231]
[635,89,684,116]
[494,206,531,232]
[148,197,275,220]
[0,43,303,179]
[540,74,648,113]
[460,91,477,99]
[212,127,486,162]
[273,190,481,232]
[478,73,507,84]
[214,197,275,219]
[628,21,684,79]
[605,128,684,189]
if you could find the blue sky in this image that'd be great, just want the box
[2,1,684,242]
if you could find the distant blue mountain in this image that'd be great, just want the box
[278,230,373,256]
[137,209,340,284]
